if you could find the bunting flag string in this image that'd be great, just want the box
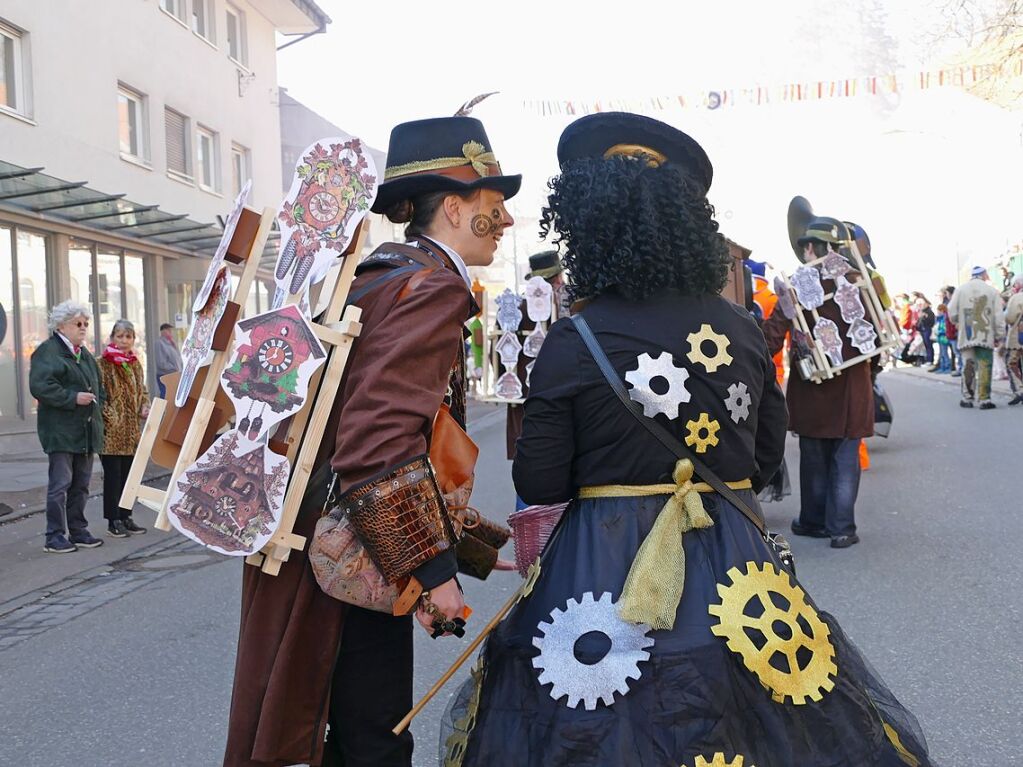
[522,60,1023,116]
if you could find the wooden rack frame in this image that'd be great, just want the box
[777,240,901,383]
[120,212,370,576]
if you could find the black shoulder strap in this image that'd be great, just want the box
[570,314,767,536]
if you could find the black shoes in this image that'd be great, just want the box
[960,400,974,408]
[979,400,997,410]
[790,519,828,538]
[831,534,860,549]
[107,521,130,538]
[122,517,147,534]
[1009,395,1023,406]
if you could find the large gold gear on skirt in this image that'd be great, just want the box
[686,754,754,767]
[708,561,837,705]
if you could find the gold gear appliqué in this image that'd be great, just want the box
[687,323,733,373]
[685,413,721,454]
[708,561,837,705]
[685,754,754,767]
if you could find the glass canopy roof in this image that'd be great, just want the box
[0,160,280,266]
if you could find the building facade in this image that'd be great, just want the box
[0,0,329,440]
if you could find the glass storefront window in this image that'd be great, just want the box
[124,254,147,371]
[16,230,49,416]
[0,226,18,420]
[68,241,95,349]
[96,249,123,351]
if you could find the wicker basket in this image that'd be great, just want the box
[507,503,568,576]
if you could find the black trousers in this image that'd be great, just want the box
[322,606,415,767]
[100,454,134,521]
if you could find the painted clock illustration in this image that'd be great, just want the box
[297,184,343,230]
[257,336,294,374]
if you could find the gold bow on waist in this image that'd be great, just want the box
[579,460,751,631]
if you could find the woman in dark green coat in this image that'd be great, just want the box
[29,300,106,553]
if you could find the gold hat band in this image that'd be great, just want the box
[385,140,499,181]
[603,143,668,167]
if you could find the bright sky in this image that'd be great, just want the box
[277,0,1023,296]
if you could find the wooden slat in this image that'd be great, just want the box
[118,397,166,510]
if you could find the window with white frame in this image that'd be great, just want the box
[192,0,215,43]
[159,0,186,22]
[225,4,247,66]
[230,143,251,196]
[165,107,192,178]
[0,22,27,115]
[117,84,149,162]
[196,125,219,192]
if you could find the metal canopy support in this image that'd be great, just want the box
[166,232,223,244]
[0,181,87,201]
[71,205,158,222]
[32,193,126,212]
[105,213,188,231]
[0,167,45,181]
[150,222,219,238]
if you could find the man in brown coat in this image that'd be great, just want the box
[223,117,519,767]
[762,220,873,550]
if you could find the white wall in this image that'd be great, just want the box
[0,0,285,219]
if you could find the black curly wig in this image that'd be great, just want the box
[539,155,731,302]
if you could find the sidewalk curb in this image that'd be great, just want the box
[0,470,171,528]
[0,533,189,619]
[887,364,1015,396]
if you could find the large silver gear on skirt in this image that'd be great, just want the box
[532,592,654,710]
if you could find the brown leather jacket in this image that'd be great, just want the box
[223,240,474,767]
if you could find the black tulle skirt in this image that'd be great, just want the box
[442,492,934,767]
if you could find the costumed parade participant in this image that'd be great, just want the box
[1005,274,1023,404]
[762,210,873,549]
[505,249,566,470]
[746,258,791,502]
[223,116,519,767]
[446,112,933,766]
[947,266,1004,409]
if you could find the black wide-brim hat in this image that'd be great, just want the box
[372,116,522,213]
[556,112,713,191]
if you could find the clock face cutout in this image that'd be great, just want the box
[308,191,341,225]
[257,338,294,374]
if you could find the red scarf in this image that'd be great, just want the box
[102,344,138,368]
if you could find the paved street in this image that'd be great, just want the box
[1,369,1020,766]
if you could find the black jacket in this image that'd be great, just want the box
[513,289,788,502]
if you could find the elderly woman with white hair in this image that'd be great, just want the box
[29,299,106,553]
[1006,274,1023,405]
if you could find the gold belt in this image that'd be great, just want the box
[576,460,752,631]
[579,478,752,498]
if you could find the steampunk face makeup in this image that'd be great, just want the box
[457,188,514,266]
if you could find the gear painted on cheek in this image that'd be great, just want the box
[471,214,494,238]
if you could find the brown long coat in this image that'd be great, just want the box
[222,243,474,767]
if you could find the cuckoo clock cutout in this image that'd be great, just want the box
[221,304,327,441]
[273,136,378,307]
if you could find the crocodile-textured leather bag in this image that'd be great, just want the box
[309,455,455,613]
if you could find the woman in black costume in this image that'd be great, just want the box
[446,112,933,767]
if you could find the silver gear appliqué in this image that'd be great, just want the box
[624,352,691,419]
[532,592,654,710]
[724,381,752,424]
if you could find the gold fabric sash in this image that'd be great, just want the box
[578,460,751,631]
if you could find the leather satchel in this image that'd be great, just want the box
[309,456,453,615]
